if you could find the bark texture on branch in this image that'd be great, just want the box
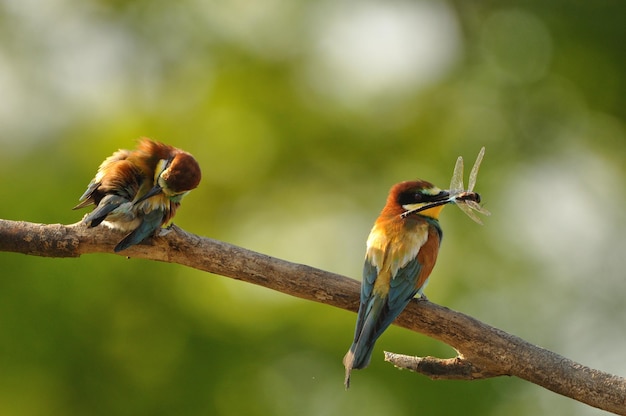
[1,219,625,415]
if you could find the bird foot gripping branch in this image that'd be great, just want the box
[343,147,490,389]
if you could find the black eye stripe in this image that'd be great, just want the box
[397,191,417,205]
[397,189,447,205]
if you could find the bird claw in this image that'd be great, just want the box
[158,226,174,237]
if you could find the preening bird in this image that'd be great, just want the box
[343,180,452,388]
[74,138,201,252]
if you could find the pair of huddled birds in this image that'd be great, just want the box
[75,139,485,388]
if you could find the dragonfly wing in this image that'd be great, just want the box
[455,200,484,224]
[467,200,491,216]
[449,156,465,194]
[468,146,485,192]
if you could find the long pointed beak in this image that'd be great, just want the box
[432,190,451,202]
[134,184,163,205]
[401,190,452,218]
[415,190,453,212]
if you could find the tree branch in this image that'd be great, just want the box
[1,219,625,415]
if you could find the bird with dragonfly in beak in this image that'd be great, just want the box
[343,147,490,388]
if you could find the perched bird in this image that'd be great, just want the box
[73,138,201,252]
[343,180,452,388]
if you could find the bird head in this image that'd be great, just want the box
[387,180,451,220]
[135,151,201,204]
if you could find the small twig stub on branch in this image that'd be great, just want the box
[384,352,507,380]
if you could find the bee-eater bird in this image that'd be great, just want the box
[73,138,201,252]
[343,180,452,388]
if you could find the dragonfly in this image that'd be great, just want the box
[447,146,491,224]
[400,147,491,223]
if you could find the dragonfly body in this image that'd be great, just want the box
[455,191,481,203]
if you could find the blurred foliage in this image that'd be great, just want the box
[0,0,624,415]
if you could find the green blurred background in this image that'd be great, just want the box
[1,0,624,415]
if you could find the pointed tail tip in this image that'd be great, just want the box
[343,349,354,390]
[343,361,353,390]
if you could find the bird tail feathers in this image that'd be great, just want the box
[343,294,387,388]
